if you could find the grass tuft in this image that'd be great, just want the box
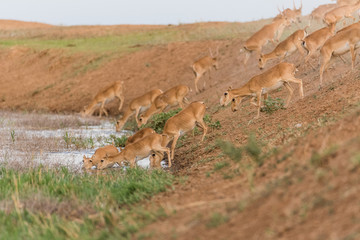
[0,166,174,239]
[206,212,229,228]
[261,97,284,114]
[140,108,181,133]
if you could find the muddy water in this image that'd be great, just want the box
[0,111,165,170]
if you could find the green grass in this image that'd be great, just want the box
[206,212,229,228]
[106,134,128,147]
[216,139,243,163]
[140,108,182,133]
[310,145,338,168]
[0,166,174,239]
[0,20,271,55]
[203,114,222,130]
[217,133,272,167]
[261,97,284,114]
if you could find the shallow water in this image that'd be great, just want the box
[0,111,166,169]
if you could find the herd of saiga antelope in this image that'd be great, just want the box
[80,0,360,170]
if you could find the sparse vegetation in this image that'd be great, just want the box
[310,145,338,168]
[350,152,360,167]
[206,212,229,228]
[216,139,243,162]
[244,133,265,166]
[261,97,284,114]
[216,133,269,166]
[203,114,222,130]
[213,161,230,171]
[10,130,15,143]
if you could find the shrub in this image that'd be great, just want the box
[216,139,243,162]
[206,212,229,228]
[261,97,284,114]
[140,108,181,133]
[203,114,222,130]
[217,133,267,166]
[106,134,128,147]
[310,145,338,168]
[244,133,263,166]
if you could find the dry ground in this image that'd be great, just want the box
[0,19,360,239]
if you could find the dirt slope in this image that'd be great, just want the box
[0,20,360,239]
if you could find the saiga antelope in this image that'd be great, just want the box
[148,151,165,168]
[97,133,170,169]
[126,127,164,168]
[137,85,190,127]
[337,21,360,33]
[302,23,336,69]
[240,15,291,67]
[336,0,359,6]
[125,127,156,145]
[319,27,360,85]
[115,89,163,131]
[310,4,337,24]
[274,0,303,24]
[220,62,304,119]
[192,48,219,93]
[323,1,360,26]
[82,80,124,117]
[162,101,208,164]
[127,127,165,168]
[258,28,308,69]
[82,145,119,169]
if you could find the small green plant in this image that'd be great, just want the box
[350,153,360,167]
[175,135,186,148]
[213,161,230,171]
[217,133,268,167]
[310,145,338,168]
[216,139,243,162]
[204,142,217,153]
[63,131,71,148]
[203,114,222,129]
[261,97,284,114]
[106,135,128,147]
[31,89,41,97]
[244,133,264,166]
[87,136,95,148]
[10,130,15,143]
[206,212,229,228]
[141,108,181,133]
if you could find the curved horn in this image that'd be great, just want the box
[293,0,296,10]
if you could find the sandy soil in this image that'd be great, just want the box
[0,19,359,239]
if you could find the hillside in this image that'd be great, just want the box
[1,18,360,239]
